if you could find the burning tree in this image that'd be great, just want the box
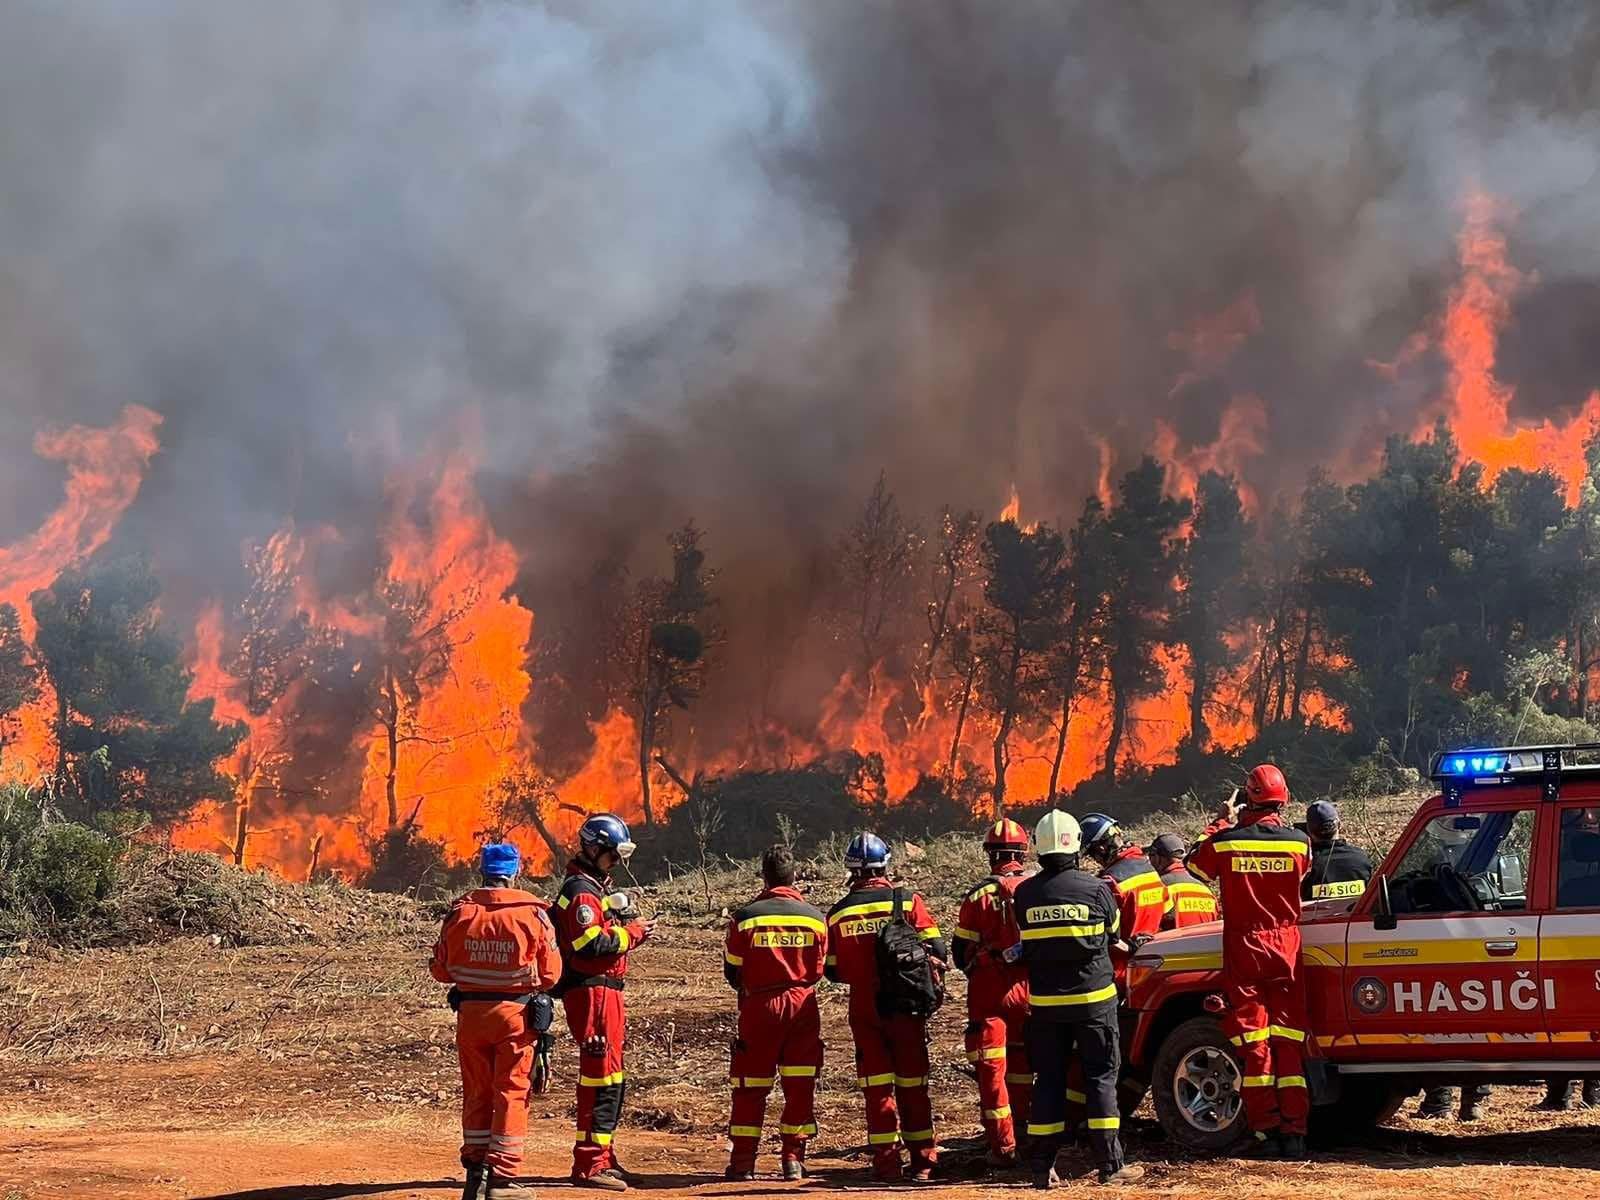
[1044,497,1111,800]
[620,523,719,827]
[0,604,41,765]
[31,555,245,824]
[361,575,474,829]
[1174,472,1254,754]
[1100,459,1190,780]
[921,507,983,688]
[484,765,576,869]
[976,518,1070,817]
[828,473,924,683]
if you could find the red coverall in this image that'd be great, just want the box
[1098,847,1166,987]
[1159,865,1218,929]
[825,877,947,1178]
[723,885,828,1172]
[554,859,647,1180]
[430,887,561,1178]
[1188,812,1311,1137]
[952,863,1030,1157]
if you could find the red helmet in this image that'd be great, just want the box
[984,818,1029,853]
[1245,764,1290,807]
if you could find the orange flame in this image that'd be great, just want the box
[1429,192,1600,504]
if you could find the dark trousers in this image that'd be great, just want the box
[1026,1006,1123,1174]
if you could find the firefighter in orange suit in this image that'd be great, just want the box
[1079,814,1167,985]
[952,818,1033,1166]
[1146,833,1218,929]
[825,832,948,1183]
[553,814,654,1191]
[430,842,561,1200]
[1187,766,1312,1159]
[723,844,828,1182]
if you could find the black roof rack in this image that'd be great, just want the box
[1429,743,1600,806]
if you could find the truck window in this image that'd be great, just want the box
[1556,808,1600,910]
[1387,809,1533,915]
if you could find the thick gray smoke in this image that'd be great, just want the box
[2,0,1598,734]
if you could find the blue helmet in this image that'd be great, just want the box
[579,813,636,860]
[1079,813,1120,853]
[844,831,891,872]
[480,842,521,878]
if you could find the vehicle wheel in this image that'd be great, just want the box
[1311,1077,1411,1145]
[1150,1016,1248,1153]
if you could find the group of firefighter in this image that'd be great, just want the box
[427,764,1397,1197]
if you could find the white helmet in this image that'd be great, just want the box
[1034,810,1082,857]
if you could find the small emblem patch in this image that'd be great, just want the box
[576,904,598,927]
[1353,976,1388,1015]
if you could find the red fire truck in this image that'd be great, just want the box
[1123,744,1600,1149]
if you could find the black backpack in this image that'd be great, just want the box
[875,888,945,1019]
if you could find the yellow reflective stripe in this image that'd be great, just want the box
[976,1046,1007,1060]
[1219,840,1307,854]
[737,914,827,935]
[858,1073,895,1088]
[919,926,943,941]
[1168,882,1213,898]
[1027,1121,1066,1136]
[779,1065,818,1077]
[1311,880,1366,899]
[1270,1025,1306,1042]
[570,925,603,952]
[579,1071,626,1087]
[1188,861,1213,882]
[830,901,896,924]
[902,1128,934,1143]
[972,883,998,898]
[894,1075,926,1088]
[825,955,837,966]
[1006,1073,1033,1085]
[575,1130,614,1146]
[780,1123,817,1136]
[730,1125,763,1138]
[614,927,631,953]
[557,894,571,909]
[1064,1088,1086,1103]
[1239,1028,1271,1044]
[1117,870,1163,890]
[1087,1117,1120,1130]
[1163,894,1176,914]
[731,1076,776,1088]
[725,952,744,966]
[983,1106,1012,1120]
[867,1131,901,1145]
[1278,1075,1307,1089]
[954,927,980,942]
[1242,1075,1276,1088]
[1021,923,1106,940]
[1031,983,1117,1007]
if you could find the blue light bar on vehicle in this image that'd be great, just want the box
[1444,753,1504,775]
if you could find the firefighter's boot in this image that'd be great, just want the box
[1416,1086,1452,1119]
[486,1174,536,1200]
[1459,1084,1489,1122]
[1585,1080,1600,1107]
[571,1172,627,1193]
[781,1157,806,1182]
[1242,1130,1281,1159]
[1278,1134,1309,1161]
[1098,1164,1146,1186]
[461,1164,487,1200]
[1539,1080,1577,1112]
[1031,1166,1060,1191]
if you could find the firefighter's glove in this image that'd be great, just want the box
[582,1034,607,1057]
[447,986,463,1013]
[1130,933,1154,951]
[1000,942,1023,964]
[527,992,555,1034]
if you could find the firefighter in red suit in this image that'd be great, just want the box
[1146,833,1218,929]
[952,818,1032,1167]
[430,842,561,1200]
[1187,765,1312,1159]
[1079,814,1167,986]
[723,844,828,1182]
[825,832,948,1183]
[553,814,654,1191]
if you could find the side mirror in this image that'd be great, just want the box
[1373,875,1397,931]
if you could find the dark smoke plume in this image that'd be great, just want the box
[3,0,1599,743]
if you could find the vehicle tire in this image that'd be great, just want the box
[1150,1015,1249,1153]
[1310,1077,1410,1146]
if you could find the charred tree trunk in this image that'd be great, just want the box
[1047,654,1081,801]
[991,628,1024,818]
[306,833,323,883]
[1250,614,1275,730]
[946,655,977,779]
[383,674,401,829]
[1188,646,1210,754]
[1289,608,1314,723]
[54,686,69,793]
[1103,671,1127,782]
[637,707,657,826]
[1576,622,1589,719]
[232,798,250,867]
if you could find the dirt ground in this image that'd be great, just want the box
[4,815,1600,1200]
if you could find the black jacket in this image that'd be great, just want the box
[1013,862,1119,1021]
[1303,839,1373,901]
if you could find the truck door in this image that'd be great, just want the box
[1344,806,1544,1055]
[1540,804,1600,1047]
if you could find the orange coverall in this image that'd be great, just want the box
[430,887,561,1178]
